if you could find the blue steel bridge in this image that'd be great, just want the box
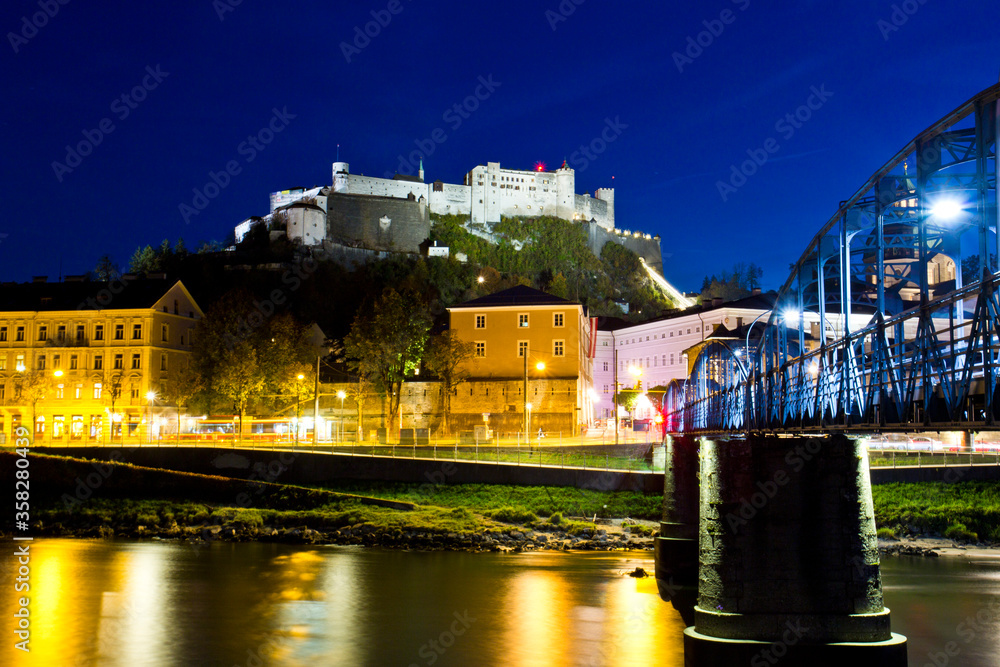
[664,82,1000,436]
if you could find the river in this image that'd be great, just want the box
[3,539,998,666]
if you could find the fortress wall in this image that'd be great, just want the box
[588,222,663,274]
[574,194,611,229]
[343,173,429,201]
[326,193,430,252]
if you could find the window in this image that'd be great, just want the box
[553,340,565,357]
[53,354,61,369]
[687,328,691,335]
[114,354,123,370]
[114,324,124,340]
[74,384,81,399]
[94,355,103,370]
[553,313,564,327]
[160,354,167,371]
[57,325,66,342]
[475,315,486,329]
[0,356,5,371]
[669,331,673,338]
[71,415,84,439]
[76,325,85,342]
[37,355,45,370]
[670,354,675,365]
[0,326,6,341]
[131,353,141,369]
[603,361,608,371]
[0,384,4,399]
[38,326,47,341]
[35,416,45,436]
[130,388,140,400]
[662,355,666,366]
[93,383,103,399]
[161,324,169,342]
[90,415,102,438]
[16,326,24,341]
[55,384,64,399]
[95,324,104,341]
[70,355,78,370]
[132,324,142,340]
[518,340,528,358]
[52,415,65,438]
[475,342,486,358]
[15,354,24,371]
[518,314,529,328]
[654,357,658,367]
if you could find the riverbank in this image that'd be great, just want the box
[8,452,1000,556]
[2,452,659,552]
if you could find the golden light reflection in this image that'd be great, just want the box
[501,568,569,664]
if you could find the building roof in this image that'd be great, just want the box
[0,278,196,312]
[450,285,579,309]
[597,292,778,332]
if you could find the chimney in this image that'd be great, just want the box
[32,276,47,283]
[752,287,762,295]
[711,297,723,307]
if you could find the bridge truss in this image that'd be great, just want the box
[666,83,1000,434]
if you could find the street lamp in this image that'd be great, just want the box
[295,374,304,447]
[337,390,346,443]
[523,352,545,443]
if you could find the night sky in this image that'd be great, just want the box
[3,1,998,292]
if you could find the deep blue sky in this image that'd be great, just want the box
[2,1,998,292]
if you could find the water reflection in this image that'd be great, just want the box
[5,539,1000,666]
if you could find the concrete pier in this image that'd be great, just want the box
[683,435,907,665]
[654,435,701,622]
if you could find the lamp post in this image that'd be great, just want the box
[145,390,156,445]
[295,374,304,447]
[522,351,545,444]
[337,390,346,443]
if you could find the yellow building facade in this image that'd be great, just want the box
[0,277,203,445]
[447,286,595,435]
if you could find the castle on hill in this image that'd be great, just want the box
[234,158,663,273]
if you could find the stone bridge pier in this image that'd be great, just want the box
[657,434,908,665]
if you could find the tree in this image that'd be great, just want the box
[190,289,316,440]
[423,331,475,435]
[342,287,431,432]
[129,245,159,274]
[93,254,120,281]
[700,262,764,303]
[12,370,55,440]
[160,357,202,443]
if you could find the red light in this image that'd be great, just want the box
[535,161,546,172]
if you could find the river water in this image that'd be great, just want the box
[3,539,999,666]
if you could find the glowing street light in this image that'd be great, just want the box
[53,369,63,378]
[930,198,964,222]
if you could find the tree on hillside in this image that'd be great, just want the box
[129,245,159,274]
[342,287,431,431]
[423,331,475,435]
[700,262,763,302]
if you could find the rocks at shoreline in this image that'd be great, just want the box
[30,522,656,553]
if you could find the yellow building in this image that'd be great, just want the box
[0,276,203,445]
[447,286,595,435]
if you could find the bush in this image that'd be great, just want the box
[944,522,978,543]
[548,512,563,525]
[485,507,538,524]
[876,527,898,540]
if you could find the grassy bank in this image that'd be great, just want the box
[872,481,1000,542]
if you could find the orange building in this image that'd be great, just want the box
[447,286,595,436]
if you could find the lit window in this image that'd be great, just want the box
[55,384,64,399]
[94,383,103,399]
[518,314,529,328]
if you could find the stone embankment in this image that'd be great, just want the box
[38,522,656,552]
